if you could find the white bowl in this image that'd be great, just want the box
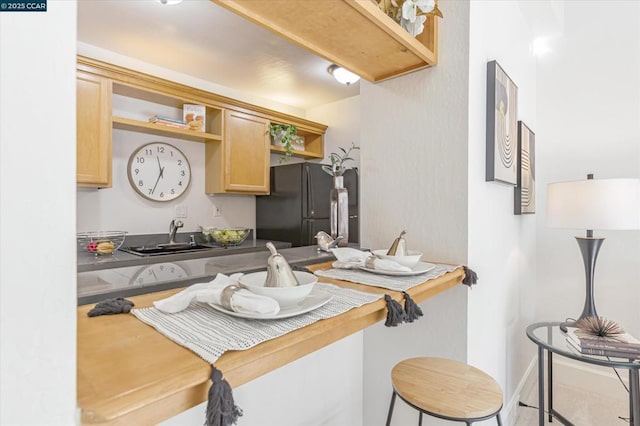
[238,271,317,308]
[372,249,423,268]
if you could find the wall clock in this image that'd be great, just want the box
[127,142,191,202]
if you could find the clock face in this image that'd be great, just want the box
[127,142,191,202]
[130,262,188,286]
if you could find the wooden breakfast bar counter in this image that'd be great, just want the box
[77,261,465,425]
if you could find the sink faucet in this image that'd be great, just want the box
[168,219,184,244]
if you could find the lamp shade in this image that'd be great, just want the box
[546,178,640,230]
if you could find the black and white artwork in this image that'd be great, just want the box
[486,60,518,185]
[514,121,535,214]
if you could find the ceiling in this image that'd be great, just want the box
[77,0,360,111]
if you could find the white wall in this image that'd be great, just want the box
[0,1,78,424]
[536,1,640,338]
[162,333,364,426]
[77,128,255,235]
[467,1,538,423]
[359,1,471,424]
[307,95,361,169]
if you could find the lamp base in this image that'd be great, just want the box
[560,236,605,333]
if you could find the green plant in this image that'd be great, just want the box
[269,123,300,162]
[322,143,360,176]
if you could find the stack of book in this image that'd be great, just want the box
[149,115,190,130]
[566,327,640,359]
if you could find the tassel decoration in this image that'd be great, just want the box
[206,366,242,426]
[402,291,423,323]
[87,297,135,317]
[384,294,408,327]
[462,266,478,287]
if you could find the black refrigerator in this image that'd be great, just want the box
[256,162,359,247]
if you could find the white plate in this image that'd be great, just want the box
[208,288,332,320]
[358,261,436,276]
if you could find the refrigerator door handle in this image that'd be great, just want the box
[305,164,315,216]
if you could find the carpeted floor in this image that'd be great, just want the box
[516,381,630,425]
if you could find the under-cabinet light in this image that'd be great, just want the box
[157,0,183,5]
[327,64,360,86]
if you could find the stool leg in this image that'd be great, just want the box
[418,411,423,426]
[385,391,397,426]
[496,413,503,426]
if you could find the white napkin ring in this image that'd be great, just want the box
[365,255,377,269]
[220,284,241,310]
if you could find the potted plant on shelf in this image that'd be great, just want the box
[269,123,304,162]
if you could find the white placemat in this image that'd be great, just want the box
[314,263,459,292]
[131,283,382,364]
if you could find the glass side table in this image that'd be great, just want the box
[526,322,640,426]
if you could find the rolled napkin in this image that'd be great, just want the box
[154,273,280,315]
[330,247,411,272]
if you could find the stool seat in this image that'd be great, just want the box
[390,357,503,423]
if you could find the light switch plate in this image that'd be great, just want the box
[175,205,188,218]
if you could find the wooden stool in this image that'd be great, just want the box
[385,357,503,426]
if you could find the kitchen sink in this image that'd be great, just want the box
[120,244,217,257]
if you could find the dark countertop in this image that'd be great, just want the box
[78,244,339,305]
[77,234,292,273]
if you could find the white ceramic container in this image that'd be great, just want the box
[239,271,317,308]
[372,249,423,268]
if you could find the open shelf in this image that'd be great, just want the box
[269,122,324,159]
[112,116,222,143]
[210,0,438,82]
[269,145,323,160]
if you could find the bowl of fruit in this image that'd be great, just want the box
[200,226,250,247]
[77,231,127,255]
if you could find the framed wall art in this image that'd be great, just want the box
[514,121,535,214]
[486,60,518,185]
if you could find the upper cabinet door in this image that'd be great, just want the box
[222,110,270,193]
[76,72,112,187]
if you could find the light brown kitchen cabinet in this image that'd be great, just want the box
[77,56,327,195]
[76,72,112,187]
[210,0,438,82]
[206,110,270,194]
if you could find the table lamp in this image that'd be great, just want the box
[546,174,640,332]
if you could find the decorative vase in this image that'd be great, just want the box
[330,176,349,247]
